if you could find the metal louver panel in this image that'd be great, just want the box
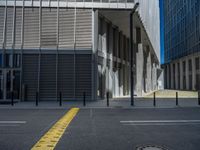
[0,7,5,48]
[58,54,74,99]
[75,54,92,99]
[23,54,39,101]
[5,7,14,48]
[41,8,57,48]
[76,9,92,49]
[24,8,40,48]
[15,7,22,49]
[59,9,74,49]
[40,54,56,100]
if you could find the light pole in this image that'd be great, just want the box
[130,2,139,106]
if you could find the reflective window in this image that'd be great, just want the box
[5,54,12,68]
[13,54,21,68]
[0,54,2,68]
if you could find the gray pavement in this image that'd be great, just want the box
[56,108,200,150]
[0,98,200,150]
[0,107,200,149]
[0,97,199,109]
[0,109,68,150]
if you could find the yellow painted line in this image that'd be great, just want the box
[31,108,79,150]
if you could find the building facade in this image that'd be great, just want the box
[163,0,200,90]
[0,0,160,101]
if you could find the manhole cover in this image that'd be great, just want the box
[136,145,168,150]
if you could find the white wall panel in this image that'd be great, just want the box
[136,0,160,62]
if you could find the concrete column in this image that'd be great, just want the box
[164,66,167,89]
[186,59,189,90]
[143,50,147,93]
[166,65,169,89]
[152,63,157,91]
[180,60,183,90]
[170,63,174,89]
[119,67,123,97]
[192,57,196,90]
[146,51,152,92]
[136,43,144,96]
[123,64,126,96]
[175,62,178,89]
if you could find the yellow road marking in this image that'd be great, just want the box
[31,108,79,150]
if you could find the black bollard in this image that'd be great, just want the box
[11,91,14,106]
[153,92,156,107]
[176,92,178,106]
[59,92,62,106]
[83,92,86,106]
[36,92,38,106]
[107,92,109,107]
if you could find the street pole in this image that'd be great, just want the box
[130,2,139,106]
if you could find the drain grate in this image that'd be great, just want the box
[136,145,168,150]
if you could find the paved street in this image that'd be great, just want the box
[0,107,200,150]
[0,109,67,150]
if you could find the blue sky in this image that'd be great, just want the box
[159,0,164,64]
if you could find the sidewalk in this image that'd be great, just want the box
[0,97,199,109]
[145,90,198,98]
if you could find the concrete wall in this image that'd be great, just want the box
[136,0,160,62]
[164,52,200,91]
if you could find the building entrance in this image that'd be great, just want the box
[0,69,20,101]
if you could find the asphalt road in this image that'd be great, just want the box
[0,108,200,150]
[0,109,67,150]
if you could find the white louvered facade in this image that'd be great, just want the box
[0,6,93,50]
[0,0,161,101]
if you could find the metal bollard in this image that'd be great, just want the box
[198,91,200,106]
[176,92,178,106]
[83,92,86,106]
[11,91,14,106]
[153,92,156,107]
[59,92,62,106]
[107,92,109,107]
[36,92,38,106]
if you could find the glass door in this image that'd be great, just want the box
[6,70,12,99]
[0,69,21,101]
[13,70,20,99]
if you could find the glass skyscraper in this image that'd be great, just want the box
[163,0,200,90]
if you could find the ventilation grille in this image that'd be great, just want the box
[41,8,57,48]
[24,7,40,48]
[75,54,92,98]
[40,54,57,100]
[15,7,22,49]
[23,54,39,101]
[76,9,92,49]
[0,7,92,50]
[58,54,74,99]
[59,9,74,49]
[5,7,14,48]
[0,7,5,48]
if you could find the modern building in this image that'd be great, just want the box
[0,0,161,101]
[163,0,200,91]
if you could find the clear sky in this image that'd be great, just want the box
[159,0,164,64]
